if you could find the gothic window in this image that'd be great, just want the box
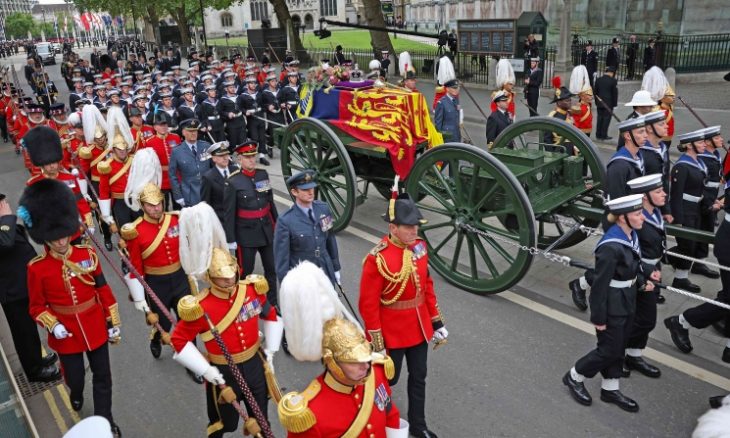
[251,1,268,21]
[220,12,233,28]
[320,0,337,17]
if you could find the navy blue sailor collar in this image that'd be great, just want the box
[595,223,641,256]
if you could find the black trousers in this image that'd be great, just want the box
[0,115,7,141]
[210,129,226,143]
[206,357,269,438]
[684,269,730,335]
[669,210,701,270]
[225,120,246,148]
[526,91,539,117]
[626,58,636,80]
[239,245,278,307]
[58,343,113,422]
[1,298,43,375]
[145,268,192,335]
[112,198,139,227]
[695,208,716,259]
[575,314,634,379]
[626,290,658,350]
[90,181,112,242]
[596,110,612,139]
[389,341,428,433]
[265,112,284,146]
[247,119,266,155]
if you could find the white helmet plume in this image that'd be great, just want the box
[179,203,228,280]
[124,148,162,211]
[569,65,591,95]
[399,51,412,77]
[437,55,455,85]
[81,104,107,144]
[641,66,669,102]
[496,58,516,89]
[105,106,134,150]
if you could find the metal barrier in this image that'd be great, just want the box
[0,339,39,438]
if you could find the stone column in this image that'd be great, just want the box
[554,0,572,82]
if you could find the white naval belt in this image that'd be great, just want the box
[682,193,703,203]
[609,278,636,288]
[704,181,720,188]
[641,257,661,265]
[207,115,220,120]
[725,214,730,223]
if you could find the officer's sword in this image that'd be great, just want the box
[336,283,363,326]
[676,96,708,128]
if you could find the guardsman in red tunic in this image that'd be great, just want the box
[171,243,282,437]
[128,106,155,153]
[660,85,675,146]
[490,59,516,120]
[48,103,74,169]
[278,317,402,438]
[120,183,197,372]
[19,179,122,437]
[571,89,593,137]
[359,190,446,438]
[19,102,50,174]
[142,112,182,208]
[432,56,454,111]
[0,84,11,143]
[24,126,93,243]
[97,129,137,232]
[8,95,31,155]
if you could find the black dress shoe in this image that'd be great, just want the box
[104,239,113,251]
[625,355,661,378]
[149,338,162,359]
[562,372,592,406]
[656,293,666,304]
[111,423,122,437]
[409,429,438,438]
[722,347,730,364]
[604,136,613,141]
[709,395,728,409]
[71,396,83,411]
[267,147,274,158]
[187,369,204,384]
[259,156,270,166]
[27,364,61,382]
[664,316,693,353]
[621,366,631,378]
[600,389,639,412]
[40,352,58,367]
[569,279,588,311]
[282,334,291,357]
[691,263,720,279]
[672,277,701,294]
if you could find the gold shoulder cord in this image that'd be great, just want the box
[376,248,415,305]
[62,250,98,286]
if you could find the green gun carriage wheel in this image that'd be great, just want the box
[491,117,607,250]
[280,118,357,232]
[405,143,536,294]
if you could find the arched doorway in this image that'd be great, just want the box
[291,15,301,30]
[304,14,314,30]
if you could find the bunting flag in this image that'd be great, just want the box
[301,86,444,178]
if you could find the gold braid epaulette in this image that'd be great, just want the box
[62,248,98,286]
[376,248,415,305]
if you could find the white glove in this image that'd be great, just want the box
[124,274,150,313]
[102,216,115,225]
[228,242,237,251]
[87,226,96,236]
[107,326,121,339]
[202,366,226,385]
[334,271,342,285]
[246,109,254,116]
[264,349,276,374]
[76,175,89,196]
[52,323,70,339]
[83,194,93,202]
[134,300,150,313]
[432,327,449,342]
[175,198,185,207]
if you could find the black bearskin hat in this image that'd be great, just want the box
[18,179,79,243]
[23,126,63,167]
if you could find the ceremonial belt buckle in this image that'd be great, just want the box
[314,248,320,258]
[207,341,260,365]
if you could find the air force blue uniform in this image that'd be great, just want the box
[434,94,461,142]
[168,139,211,206]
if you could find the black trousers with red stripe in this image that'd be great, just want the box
[238,244,277,307]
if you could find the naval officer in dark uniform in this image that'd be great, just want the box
[200,141,237,224]
[486,90,513,148]
[563,193,651,413]
[694,125,724,278]
[274,169,342,287]
[223,140,278,305]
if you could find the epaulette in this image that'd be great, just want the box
[120,217,143,240]
[97,158,112,175]
[242,274,269,295]
[26,174,41,185]
[166,211,180,216]
[435,85,444,93]
[547,110,557,118]
[78,145,93,159]
[369,240,388,256]
[177,295,204,322]
[277,379,321,433]
[28,253,45,265]
[227,169,240,178]
[372,352,396,380]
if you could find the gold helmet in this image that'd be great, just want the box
[94,123,106,140]
[111,131,130,150]
[208,247,238,279]
[321,318,373,384]
[664,84,676,97]
[139,182,164,205]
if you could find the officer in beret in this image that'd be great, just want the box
[168,118,211,207]
[274,169,342,287]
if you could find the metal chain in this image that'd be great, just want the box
[459,222,730,311]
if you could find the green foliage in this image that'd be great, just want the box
[4,12,35,39]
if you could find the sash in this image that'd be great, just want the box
[342,371,375,438]
[90,147,111,168]
[200,285,248,342]
[141,214,172,260]
[109,159,132,185]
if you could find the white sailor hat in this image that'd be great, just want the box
[205,84,217,91]
[180,87,193,94]
[617,115,646,132]
[605,194,644,214]
[702,125,722,140]
[108,88,120,96]
[624,90,656,107]
[223,80,236,87]
[201,74,213,81]
[677,128,706,144]
[643,110,666,124]
[132,94,147,102]
[159,92,173,99]
[83,81,94,87]
[627,174,663,194]
[72,77,83,83]
[245,76,257,83]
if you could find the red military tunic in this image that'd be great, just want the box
[50,120,75,169]
[432,86,446,111]
[27,171,93,241]
[66,136,85,169]
[98,156,132,204]
[359,236,442,350]
[286,364,400,438]
[122,212,182,278]
[27,244,118,354]
[130,124,155,153]
[170,280,277,360]
[571,102,593,134]
[143,133,181,190]
[661,102,674,143]
[17,119,46,173]
[489,90,516,120]
[78,143,108,183]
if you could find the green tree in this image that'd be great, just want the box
[359,0,395,57]
[4,12,35,39]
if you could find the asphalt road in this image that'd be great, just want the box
[0,47,728,438]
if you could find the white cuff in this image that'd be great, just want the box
[172,342,210,376]
[263,318,284,353]
[99,198,112,218]
[123,273,146,302]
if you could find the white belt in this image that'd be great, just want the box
[682,193,703,203]
[725,214,730,223]
[609,278,636,288]
[641,257,661,265]
[704,181,720,188]
[207,116,219,120]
